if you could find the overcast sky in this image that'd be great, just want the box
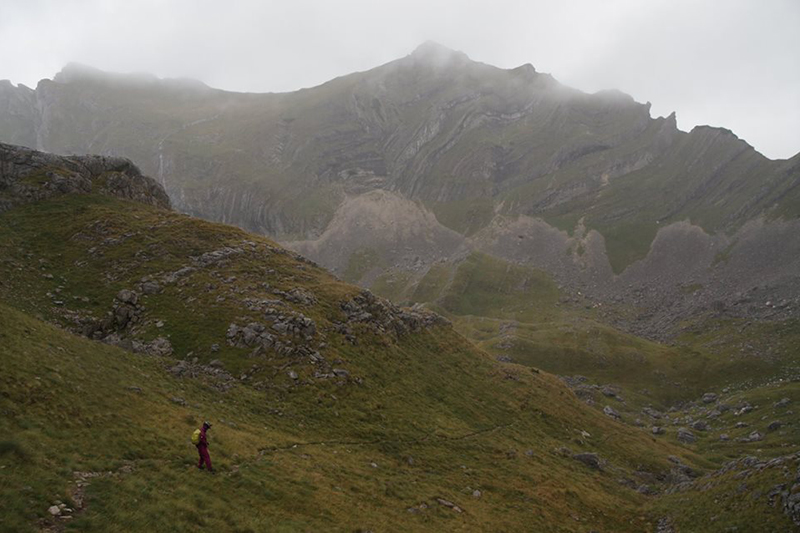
[1,0,798,159]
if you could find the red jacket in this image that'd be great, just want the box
[198,426,209,447]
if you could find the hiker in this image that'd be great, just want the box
[193,421,214,472]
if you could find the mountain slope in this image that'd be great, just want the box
[0,143,710,532]
[1,43,797,348]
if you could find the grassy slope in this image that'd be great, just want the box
[409,253,800,408]
[0,191,710,532]
[650,380,800,532]
[401,253,800,530]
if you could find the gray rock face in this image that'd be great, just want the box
[339,290,449,338]
[603,405,621,420]
[0,142,170,213]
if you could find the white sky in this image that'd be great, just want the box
[1,0,798,159]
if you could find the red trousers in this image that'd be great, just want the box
[197,445,212,470]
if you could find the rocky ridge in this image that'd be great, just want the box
[0,142,170,212]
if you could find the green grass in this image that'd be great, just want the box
[434,252,561,323]
[0,189,720,532]
[370,270,414,302]
[1,181,798,530]
[343,247,384,283]
[410,263,451,304]
[0,297,687,532]
[647,380,800,532]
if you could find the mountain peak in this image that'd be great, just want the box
[55,62,158,85]
[52,63,209,91]
[409,41,469,65]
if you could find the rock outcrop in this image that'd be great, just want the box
[0,142,170,213]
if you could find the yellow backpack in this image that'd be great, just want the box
[191,429,201,445]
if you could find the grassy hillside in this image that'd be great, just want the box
[403,252,800,412]
[1,152,798,531]
[0,189,705,532]
[7,298,798,532]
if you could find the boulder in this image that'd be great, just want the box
[139,336,173,356]
[767,421,783,432]
[601,386,618,398]
[435,498,463,513]
[116,289,139,305]
[603,405,621,419]
[642,407,663,419]
[141,281,160,295]
[737,431,765,443]
[701,392,718,404]
[573,452,601,469]
[677,428,696,443]
[284,287,318,306]
[774,398,791,408]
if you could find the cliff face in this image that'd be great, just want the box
[0,142,170,212]
[0,43,798,338]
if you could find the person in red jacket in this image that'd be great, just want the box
[196,421,214,473]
